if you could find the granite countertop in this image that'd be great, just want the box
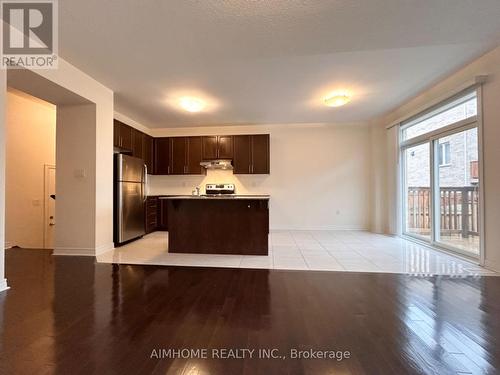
[155,195,270,200]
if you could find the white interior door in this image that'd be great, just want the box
[44,165,56,249]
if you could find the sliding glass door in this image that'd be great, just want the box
[435,128,480,256]
[403,142,431,241]
[400,90,481,259]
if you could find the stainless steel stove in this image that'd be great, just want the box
[205,183,235,195]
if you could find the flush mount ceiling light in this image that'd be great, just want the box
[324,94,351,107]
[179,97,205,112]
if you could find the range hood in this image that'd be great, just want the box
[199,159,233,170]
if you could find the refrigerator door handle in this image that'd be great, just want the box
[117,182,124,242]
[142,164,147,202]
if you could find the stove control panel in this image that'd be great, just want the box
[205,184,235,195]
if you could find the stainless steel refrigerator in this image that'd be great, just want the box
[114,154,146,245]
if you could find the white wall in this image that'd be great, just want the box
[149,123,372,231]
[34,61,114,255]
[114,111,152,136]
[5,90,56,248]
[0,57,114,272]
[371,45,500,271]
[369,122,388,234]
[54,104,97,254]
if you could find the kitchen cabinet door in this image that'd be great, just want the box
[154,137,170,175]
[120,123,132,151]
[170,137,187,175]
[233,135,252,174]
[202,136,218,160]
[113,119,132,150]
[143,135,154,173]
[145,196,158,233]
[186,137,205,174]
[158,199,168,230]
[251,134,270,174]
[218,135,233,159]
[131,129,144,159]
[113,120,121,147]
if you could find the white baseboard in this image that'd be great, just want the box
[53,247,96,256]
[270,225,368,231]
[484,259,500,273]
[0,279,9,293]
[53,242,115,257]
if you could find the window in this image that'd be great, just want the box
[438,142,451,166]
[401,91,477,141]
[400,89,481,258]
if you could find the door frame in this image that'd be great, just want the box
[43,164,56,249]
[399,87,485,263]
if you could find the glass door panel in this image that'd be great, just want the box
[436,128,480,256]
[404,143,431,241]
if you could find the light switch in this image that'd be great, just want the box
[74,169,86,178]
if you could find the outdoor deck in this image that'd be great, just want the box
[407,186,480,255]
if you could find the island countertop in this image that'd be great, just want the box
[157,195,270,200]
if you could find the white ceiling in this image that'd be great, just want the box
[58,0,500,128]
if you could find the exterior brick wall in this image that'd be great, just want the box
[404,98,478,188]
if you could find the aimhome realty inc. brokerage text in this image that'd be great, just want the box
[150,348,352,361]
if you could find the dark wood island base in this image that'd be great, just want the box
[164,196,270,255]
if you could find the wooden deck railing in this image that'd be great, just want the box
[407,186,479,237]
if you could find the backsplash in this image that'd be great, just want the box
[147,169,269,196]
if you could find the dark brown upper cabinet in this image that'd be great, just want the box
[154,137,170,175]
[233,135,252,174]
[113,121,120,147]
[124,132,268,176]
[251,134,270,174]
[218,135,234,159]
[202,136,218,160]
[233,134,270,174]
[131,128,144,159]
[169,137,205,175]
[170,137,187,174]
[202,135,233,160]
[143,135,154,173]
[113,119,132,151]
[186,137,204,174]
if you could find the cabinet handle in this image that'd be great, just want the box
[167,165,170,174]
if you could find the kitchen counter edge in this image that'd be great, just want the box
[152,195,270,200]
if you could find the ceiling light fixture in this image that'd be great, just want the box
[179,97,205,112]
[324,94,351,107]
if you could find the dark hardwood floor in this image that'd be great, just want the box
[1,249,499,375]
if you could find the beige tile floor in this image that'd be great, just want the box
[97,230,498,276]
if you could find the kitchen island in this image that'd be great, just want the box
[161,195,270,255]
